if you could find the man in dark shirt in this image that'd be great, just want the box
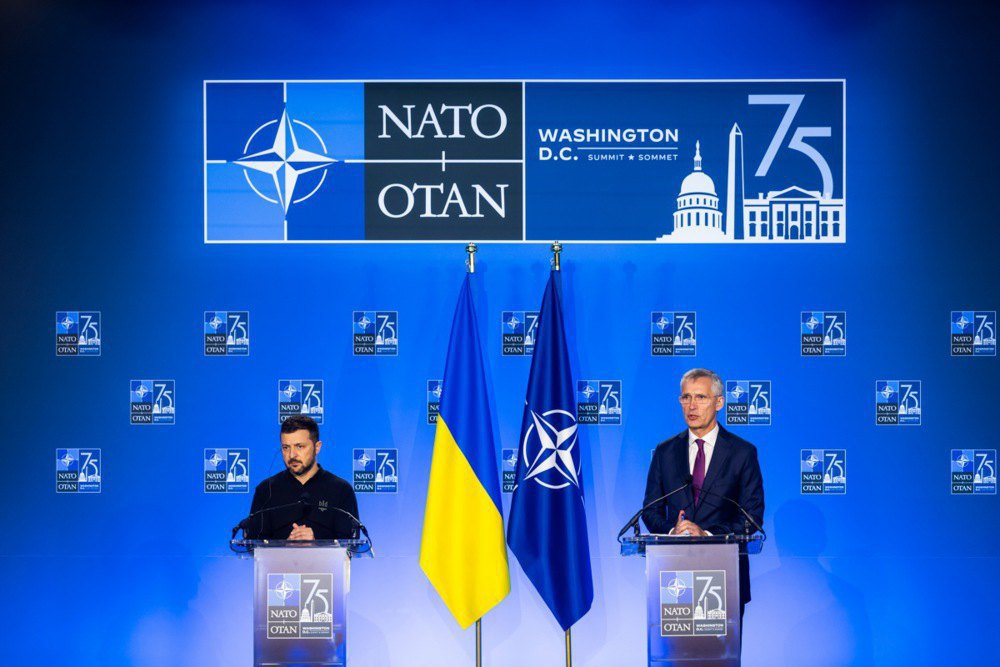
[245,415,360,540]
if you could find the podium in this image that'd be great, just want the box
[232,539,372,666]
[621,534,763,667]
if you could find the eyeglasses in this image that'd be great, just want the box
[678,393,717,405]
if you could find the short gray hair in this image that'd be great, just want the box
[680,368,724,397]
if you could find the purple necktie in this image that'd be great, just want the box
[692,438,706,506]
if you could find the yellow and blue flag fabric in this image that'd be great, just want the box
[507,271,593,630]
[420,274,510,628]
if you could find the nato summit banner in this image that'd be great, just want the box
[204,80,844,243]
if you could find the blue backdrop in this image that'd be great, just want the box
[2,1,998,665]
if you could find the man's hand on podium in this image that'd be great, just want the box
[673,510,707,537]
[288,523,315,540]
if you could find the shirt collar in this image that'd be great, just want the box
[688,423,720,448]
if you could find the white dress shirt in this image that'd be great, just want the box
[688,423,720,474]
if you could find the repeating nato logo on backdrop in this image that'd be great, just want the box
[501,311,539,356]
[266,573,334,639]
[801,449,846,494]
[204,448,249,493]
[501,447,517,493]
[577,379,622,425]
[353,311,398,356]
[56,448,101,493]
[279,380,324,424]
[951,450,996,495]
[875,380,921,425]
[56,311,101,356]
[426,380,442,424]
[725,380,771,425]
[204,80,843,243]
[352,449,398,493]
[659,570,727,637]
[204,311,250,355]
[651,312,697,356]
[130,379,175,424]
[801,311,846,356]
[951,311,996,356]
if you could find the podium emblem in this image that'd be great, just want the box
[266,573,334,639]
[659,570,727,636]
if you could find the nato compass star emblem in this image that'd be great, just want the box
[803,453,821,469]
[729,385,746,401]
[666,578,688,599]
[805,315,821,331]
[431,383,443,399]
[134,384,150,399]
[60,451,76,467]
[506,314,521,330]
[235,109,336,214]
[355,451,372,467]
[655,315,670,331]
[954,453,971,469]
[580,384,597,400]
[60,315,75,331]
[274,579,295,601]
[282,384,298,400]
[880,384,896,400]
[208,315,224,331]
[954,314,971,330]
[207,451,225,467]
[521,408,580,490]
[356,314,372,330]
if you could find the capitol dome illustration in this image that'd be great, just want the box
[659,140,724,241]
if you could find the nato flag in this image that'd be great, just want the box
[507,271,594,630]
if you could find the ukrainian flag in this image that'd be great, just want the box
[420,274,510,628]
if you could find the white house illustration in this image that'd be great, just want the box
[659,123,845,242]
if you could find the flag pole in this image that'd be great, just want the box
[554,240,570,667]
[565,627,572,667]
[468,240,481,667]
[551,240,562,271]
[466,242,477,273]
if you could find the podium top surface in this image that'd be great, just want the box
[230,538,373,558]
[620,532,764,557]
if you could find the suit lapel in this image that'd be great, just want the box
[696,427,732,511]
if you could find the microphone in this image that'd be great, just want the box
[231,499,307,540]
[617,476,693,542]
[684,485,766,540]
[300,491,374,554]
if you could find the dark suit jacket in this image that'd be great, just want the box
[642,425,765,605]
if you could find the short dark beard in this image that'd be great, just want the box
[290,459,315,477]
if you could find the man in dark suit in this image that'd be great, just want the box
[642,368,765,622]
